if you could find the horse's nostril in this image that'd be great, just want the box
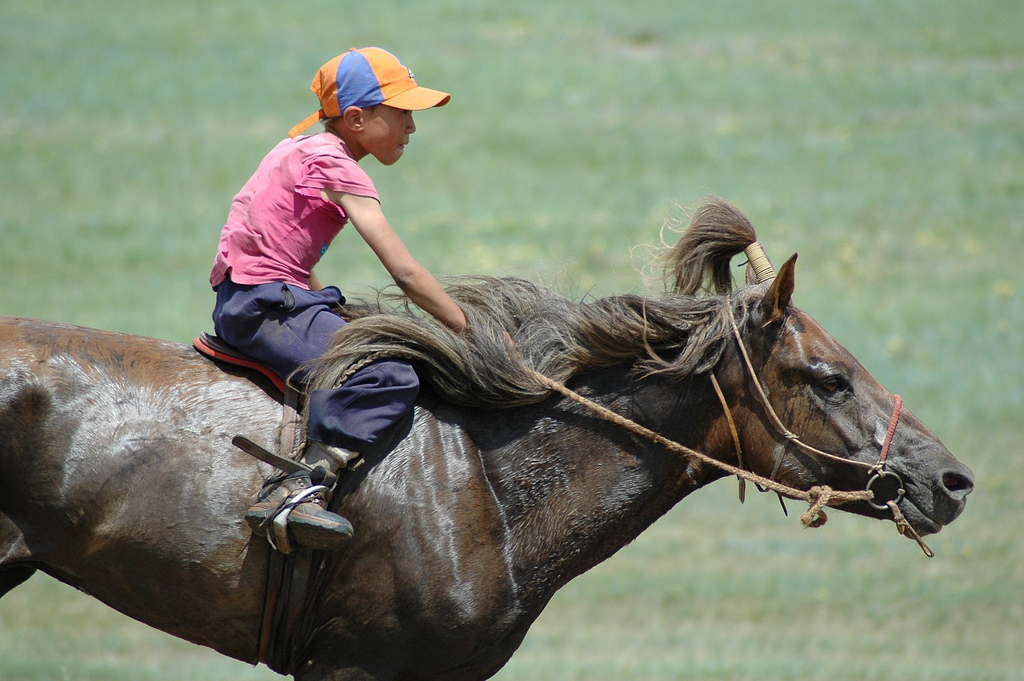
[942,470,975,499]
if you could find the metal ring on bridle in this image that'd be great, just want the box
[866,469,906,510]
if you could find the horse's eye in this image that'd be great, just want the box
[817,375,848,395]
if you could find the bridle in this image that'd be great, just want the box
[532,244,934,556]
[722,311,907,513]
[719,311,932,553]
[716,243,932,555]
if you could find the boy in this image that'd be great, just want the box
[210,48,467,553]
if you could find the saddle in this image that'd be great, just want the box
[193,332,290,395]
[193,331,307,459]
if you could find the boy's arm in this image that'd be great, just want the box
[322,189,468,333]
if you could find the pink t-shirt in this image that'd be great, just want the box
[210,134,379,289]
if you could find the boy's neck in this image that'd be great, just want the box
[321,121,366,162]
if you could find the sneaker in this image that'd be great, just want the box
[245,471,353,552]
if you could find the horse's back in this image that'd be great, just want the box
[0,316,281,661]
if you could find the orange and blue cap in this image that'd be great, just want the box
[288,47,451,138]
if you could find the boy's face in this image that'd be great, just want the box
[349,105,416,166]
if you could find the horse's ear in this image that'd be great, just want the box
[761,254,797,324]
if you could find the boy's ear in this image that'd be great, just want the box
[341,105,365,130]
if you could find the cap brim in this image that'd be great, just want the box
[382,86,451,111]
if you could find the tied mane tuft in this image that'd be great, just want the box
[307,198,765,409]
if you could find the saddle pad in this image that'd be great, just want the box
[192,333,288,394]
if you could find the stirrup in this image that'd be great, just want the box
[246,473,354,553]
[248,484,353,553]
[266,484,329,553]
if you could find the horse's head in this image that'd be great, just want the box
[723,255,974,538]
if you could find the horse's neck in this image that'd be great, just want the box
[486,369,718,594]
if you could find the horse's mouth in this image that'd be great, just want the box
[904,508,942,537]
[882,462,973,537]
[900,494,968,537]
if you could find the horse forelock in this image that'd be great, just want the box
[657,197,761,297]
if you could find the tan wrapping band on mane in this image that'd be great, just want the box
[744,242,776,283]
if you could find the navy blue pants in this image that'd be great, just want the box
[213,278,419,451]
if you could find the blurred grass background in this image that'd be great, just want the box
[1,0,1021,679]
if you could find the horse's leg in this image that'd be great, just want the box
[0,564,35,598]
[0,518,35,598]
[295,665,398,681]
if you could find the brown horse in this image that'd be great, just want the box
[0,200,973,680]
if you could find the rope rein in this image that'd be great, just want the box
[527,370,872,527]
[325,251,933,554]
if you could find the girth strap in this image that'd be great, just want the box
[193,332,316,671]
[257,383,312,674]
[259,548,314,675]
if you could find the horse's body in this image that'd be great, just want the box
[0,202,973,680]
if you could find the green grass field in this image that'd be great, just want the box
[1,1,1022,679]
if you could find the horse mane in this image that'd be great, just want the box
[307,198,766,409]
